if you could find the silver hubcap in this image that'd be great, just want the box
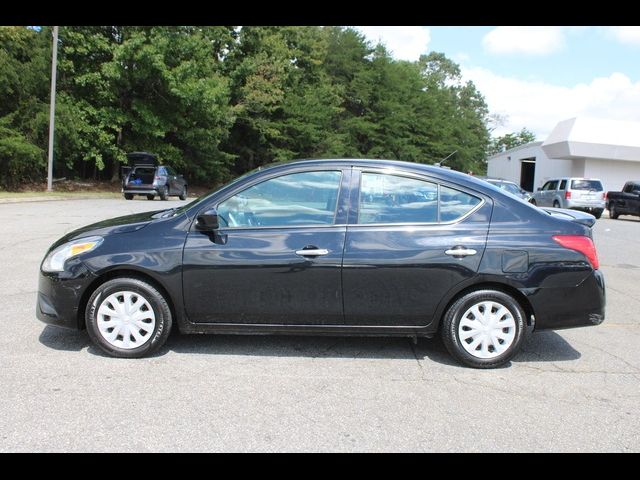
[96,291,156,349]
[458,301,516,359]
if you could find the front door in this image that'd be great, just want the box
[182,169,350,325]
[342,169,492,327]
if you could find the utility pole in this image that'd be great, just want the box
[46,26,59,192]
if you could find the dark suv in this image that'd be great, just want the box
[122,152,188,201]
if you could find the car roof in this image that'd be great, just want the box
[257,158,494,193]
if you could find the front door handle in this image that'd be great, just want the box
[295,247,329,257]
[445,247,477,257]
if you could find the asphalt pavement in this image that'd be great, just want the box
[0,197,638,452]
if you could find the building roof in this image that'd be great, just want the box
[487,141,543,160]
[542,117,640,162]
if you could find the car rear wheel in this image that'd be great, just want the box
[124,194,133,200]
[529,199,536,206]
[553,200,560,208]
[147,194,155,201]
[441,289,527,368]
[85,278,172,358]
[179,186,187,201]
[593,208,603,219]
[609,205,619,219]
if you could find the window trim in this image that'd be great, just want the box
[212,169,346,231]
[351,168,486,227]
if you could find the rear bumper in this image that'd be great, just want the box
[566,200,605,210]
[527,269,605,330]
[123,188,159,195]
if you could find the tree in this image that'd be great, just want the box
[488,128,537,156]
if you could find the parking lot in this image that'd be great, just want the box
[1,197,639,452]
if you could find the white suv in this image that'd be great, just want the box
[530,177,606,219]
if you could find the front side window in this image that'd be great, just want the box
[544,180,559,191]
[217,170,342,228]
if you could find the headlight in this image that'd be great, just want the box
[42,236,103,272]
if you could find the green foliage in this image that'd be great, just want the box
[0,25,492,189]
[488,128,537,156]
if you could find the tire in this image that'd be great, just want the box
[609,205,619,219]
[593,208,603,219]
[124,194,133,200]
[529,199,537,206]
[553,200,560,208]
[441,289,527,369]
[159,186,168,201]
[179,186,187,201]
[147,194,155,201]
[85,277,172,358]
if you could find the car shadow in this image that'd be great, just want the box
[513,330,581,363]
[38,325,581,366]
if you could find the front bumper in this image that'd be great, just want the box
[527,269,606,330]
[36,264,97,330]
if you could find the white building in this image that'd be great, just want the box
[487,117,640,192]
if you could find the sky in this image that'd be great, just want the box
[354,26,640,140]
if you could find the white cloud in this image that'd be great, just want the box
[354,26,431,61]
[461,66,640,138]
[482,27,565,55]
[606,26,640,45]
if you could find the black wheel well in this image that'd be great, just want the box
[77,269,178,330]
[438,282,536,331]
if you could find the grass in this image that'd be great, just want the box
[0,190,121,201]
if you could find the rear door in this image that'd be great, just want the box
[342,168,492,327]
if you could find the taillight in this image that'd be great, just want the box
[552,235,599,270]
[565,190,571,199]
[603,192,607,200]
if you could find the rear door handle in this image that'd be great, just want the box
[295,248,329,257]
[445,247,477,257]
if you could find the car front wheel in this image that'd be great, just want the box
[441,289,527,368]
[85,277,172,358]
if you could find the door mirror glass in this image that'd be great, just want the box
[196,209,220,231]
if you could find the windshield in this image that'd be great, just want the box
[571,179,603,191]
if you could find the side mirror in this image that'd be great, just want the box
[196,209,219,231]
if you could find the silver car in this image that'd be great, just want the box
[484,178,532,202]
[530,177,605,219]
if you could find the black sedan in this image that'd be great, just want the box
[37,159,606,368]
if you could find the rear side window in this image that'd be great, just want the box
[559,180,567,190]
[571,179,603,191]
[359,173,438,224]
[357,173,481,224]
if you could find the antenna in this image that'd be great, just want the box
[434,150,457,169]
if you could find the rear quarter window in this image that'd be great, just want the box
[439,186,482,222]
